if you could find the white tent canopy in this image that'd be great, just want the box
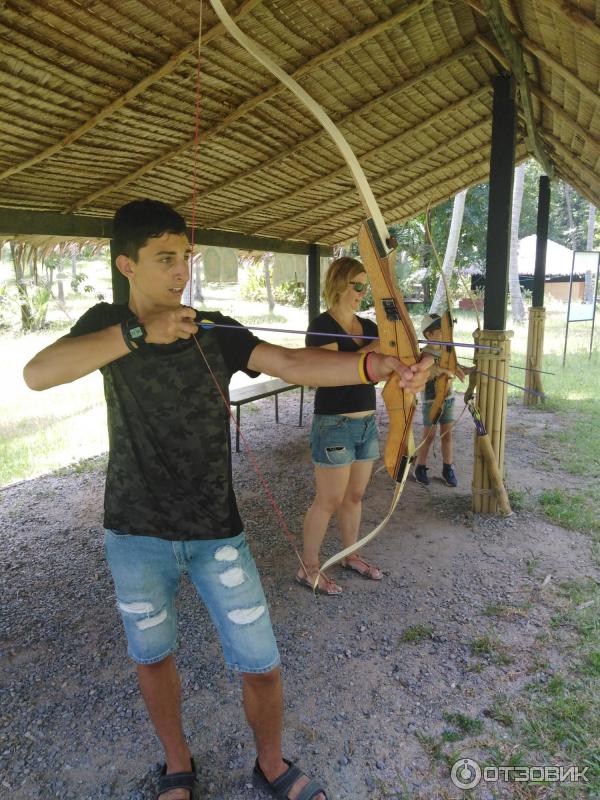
[518,235,574,276]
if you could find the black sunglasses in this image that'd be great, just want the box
[349,281,369,293]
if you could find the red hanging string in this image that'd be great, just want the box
[189,6,304,571]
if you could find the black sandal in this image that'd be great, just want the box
[157,757,199,799]
[253,758,328,799]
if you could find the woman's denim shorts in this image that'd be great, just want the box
[104,529,280,673]
[421,395,455,427]
[310,413,380,467]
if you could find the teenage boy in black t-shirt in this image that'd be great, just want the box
[24,199,433,800]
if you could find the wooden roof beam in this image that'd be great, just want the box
[531,87,600,154]
[480,0,553,176]
[302,150,495,244]
[175,42,480,213]
[561,1,600,46]
[541,133,600,203]
[0,207,332,255]
[287,130,494,241]
[67,0,435,212]
[0,0,263,184]
[522,37,599,108]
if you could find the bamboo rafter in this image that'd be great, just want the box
[481,0,553,175]
[66,0,435,212]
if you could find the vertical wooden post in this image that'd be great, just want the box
[483,74,517,332]
[525,308,546,403]
[307,243,320,324]
[472,330,513,513]
[472,74,517,513]
[525,176,550,404]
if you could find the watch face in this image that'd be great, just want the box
[129,324,145,340]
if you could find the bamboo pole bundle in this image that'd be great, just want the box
[472,330,513,514]
[525,307,546,405]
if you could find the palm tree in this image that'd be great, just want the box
[508,163,526,323]
[430,189,467,314]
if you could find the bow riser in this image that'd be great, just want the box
[358,221,421,482]
[382,387,416,481]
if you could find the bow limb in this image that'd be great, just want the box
[209,0,426,574]
[423,204,460,424]
[319,480,407,575]
[208,0,388,246]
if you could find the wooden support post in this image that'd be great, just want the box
[307,243,321,324]
[525,308,546,403]
[484,74,517,331]
[524,175,550,404]
[472,329,513,514]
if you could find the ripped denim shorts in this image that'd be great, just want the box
[104,529,279,672]
[309,413,380,467]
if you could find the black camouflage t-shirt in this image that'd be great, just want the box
[67,303,261,540]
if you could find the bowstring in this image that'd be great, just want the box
[189,9,306,576]
[188,0,204,307]
[192,334,305,567]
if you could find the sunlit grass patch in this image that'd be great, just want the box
[400,623,434,643]
[538,488,600,534]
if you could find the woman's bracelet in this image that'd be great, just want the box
[364,351,378,383]
[357,351,377,384]
[357,352,370,384]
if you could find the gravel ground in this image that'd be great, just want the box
[1,390,597,800]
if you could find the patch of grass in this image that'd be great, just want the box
[235,312,288,326]
[538,488,600,534]
[527,655,550,675]
[400,624,434,643]
[470,634,513,666]
[442,711,484,737]
[415,732,444,762]
[484,601,529,620]
[525,551,540,576]
[482,582,600,796]
[508,488,529,511]
[485,695,515,727]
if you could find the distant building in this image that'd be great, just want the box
[518,235,585,302]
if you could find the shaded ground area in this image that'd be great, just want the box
[1,390,596,800]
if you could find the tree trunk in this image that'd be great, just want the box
[430,189,467,314]
[193,254,204,303]
[564,182,577,251]
[508,163,526,323]
[587,203,596,251]
[263,254,274,314]
[10,242,33,331]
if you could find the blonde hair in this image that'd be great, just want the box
[323,256,365,308]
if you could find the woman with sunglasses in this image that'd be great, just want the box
[296,256,383,595]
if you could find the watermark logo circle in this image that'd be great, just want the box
[450,758,482,790]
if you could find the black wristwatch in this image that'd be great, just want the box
[121,317,148,352]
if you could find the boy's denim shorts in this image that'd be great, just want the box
[104,529,280,673]
[421,395,455,427]
[310,413,380,467]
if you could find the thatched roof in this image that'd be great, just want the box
[518,235,574,276]
[0,0,598,246]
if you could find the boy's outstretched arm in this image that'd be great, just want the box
[247,342,433,394]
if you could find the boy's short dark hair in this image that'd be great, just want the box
[113,199,187,260]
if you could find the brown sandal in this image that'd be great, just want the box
[341,554,383,580]
[295,568,342,596]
